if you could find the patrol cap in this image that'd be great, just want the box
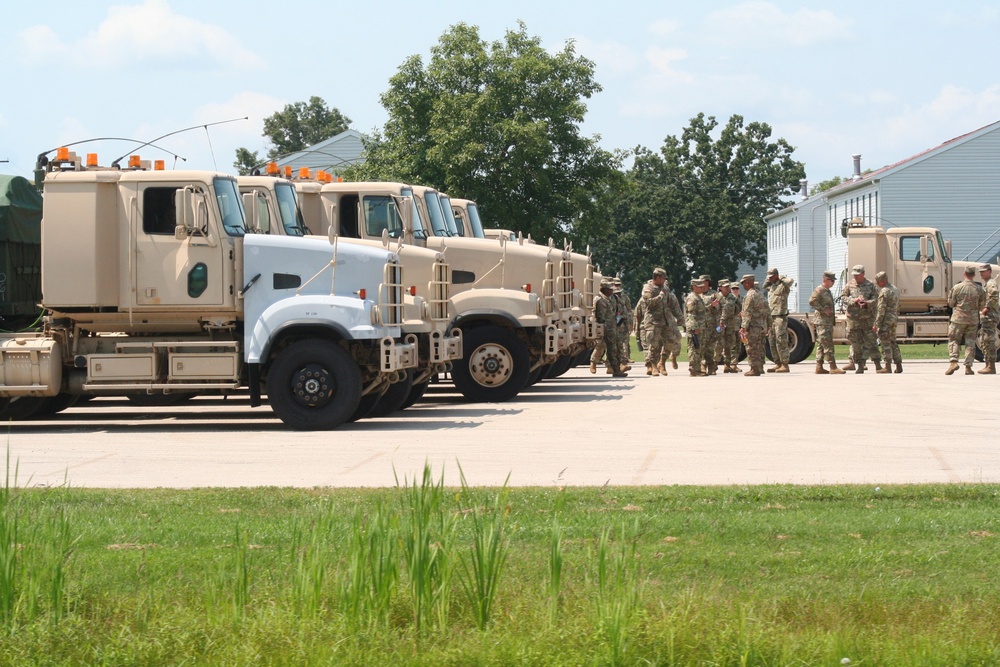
[822,271,837,281]
[874,271,887,282]
[740,273,756,285]
[767,268,778,276]
[690,278,701,287]
[851,264,865,275]
[730,280,741,289]
[699,274,711,282]
[612,277,622,285]
[600,279,613,289]
[979,263,992,273]
[964,265,976,277]
[718,279,730,288]
[652,267,666,277]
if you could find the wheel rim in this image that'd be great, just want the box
[787,327,799,354]
[290,362,335,408]
[468,342,514,387]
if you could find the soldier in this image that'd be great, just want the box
[738,274,769,376]
[594,280,627,377]
[872,271,901,374]
[977,263,999,374]
[808,271,846,374]
[662,277,684,369]
[945,265,986,375]
[699,275,721,375]
[729,279,743,369]
[639,268,669,376]
[633,293,647,355]
[612,278,633,370]
[841,265,881,373]
[717,280,739,372]
[685,278,708,376]
[763,268,794,373]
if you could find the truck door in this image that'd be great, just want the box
[132,183,226,307]
[896,234,946,304]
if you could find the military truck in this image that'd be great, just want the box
[0,150,415,429]
[299,180,578,401]
[781,218,995,363]
[238,171,461,413]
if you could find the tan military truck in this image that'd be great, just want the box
[300,181,575,401]
[239,171,461,413]
[782,218,994,363]
[0,150,416,429]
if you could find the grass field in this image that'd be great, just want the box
[2,469,998,665]
[627,339,952,364]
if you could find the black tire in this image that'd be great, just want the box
[126,392,196,407]
[400,379,429,410]
[267,339,362,431]
[451,326,530,403]
[32,393,79,417]
[764,319,814,364]
[348,390,383,422]
[369,371,415,418]
[525,363,550,387]
[546,354,574,379]
[0,396,48,421]
[572,347,592,367]
[737,342,748,362]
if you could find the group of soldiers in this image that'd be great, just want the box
[590,261,1000,377]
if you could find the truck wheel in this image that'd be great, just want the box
[369,371,415,418]
[348,390,383,422]
[526,363,551,387]
[452,326,529,403]
[267,340,361,431]
[400,379,429,410]
[572,348,592,367]
[764,319,813,364]
[33,393,79,417]
[0,396,47,421]
[546,354,575,379]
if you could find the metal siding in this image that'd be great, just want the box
[766,197,827,311]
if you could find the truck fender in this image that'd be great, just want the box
[449,288,546,328]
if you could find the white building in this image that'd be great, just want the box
[767,120,1000,310]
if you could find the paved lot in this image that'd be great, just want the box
[4,359,997,488]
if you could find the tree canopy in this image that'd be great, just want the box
[577,113,805,298]
[348,22,622,242]
[234,96,351,174]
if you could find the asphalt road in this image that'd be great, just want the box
[4,359,997,489]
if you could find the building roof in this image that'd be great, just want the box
[275,129,366,172]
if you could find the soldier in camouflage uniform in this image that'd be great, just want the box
[945,265,986,375]
[639,268,669,376]
[872,271,901,374]
[729,280,743,369]
[594,280,627,377]
[763,268,794,373]
[613,278,633,370]
[808,271,846,374]
[739,274,769,376]
[685,278,708,376]
[699,275,721,375]
[717,280,739,372]
[977,263,999,374]
[662,278,684,369]
[841,265,881,373]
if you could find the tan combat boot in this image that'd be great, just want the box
[657,360,668,376]
[855,363,866,374]
[965,364,975,375]
[766,364,780,373]
[977,361,995,375]
[945,361,959,375]
[744,368,761,376]
[873,360,883,372]
[606,365,614,374]
[646,362,654,376]
[894,361,903,373]
[876,362,892,374]
[775,364,790,373]
[829,362,846,374]
[842,360,856,371]
[589,360,597,374]
[815,361,829,374]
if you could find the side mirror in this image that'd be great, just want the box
[945,240,952,260]
[175,187,193,237]
[241,192,259,233]
[920,235,929,262]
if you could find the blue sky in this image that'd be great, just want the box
[3,1,999,189]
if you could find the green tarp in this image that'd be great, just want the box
[0,175,42,327]
[0,175,42,243]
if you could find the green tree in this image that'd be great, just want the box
[349,22,622,242]
[580,113,805,298]
[233,96,352,174]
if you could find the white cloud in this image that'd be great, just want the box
[649,19,680,37]
[645,46,693,83]
[885,84,1000,145]
[17,0,262,69]
[574,37,642,75]
[706,1,852,48]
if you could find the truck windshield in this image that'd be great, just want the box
[465,202,486,239]
[422,191,452,237]
[363,195,406,238]
[439,195,464,237]
[400,189,427,241]
[936,231,951,262]
[274,183,308,236]
[213,177,247,236]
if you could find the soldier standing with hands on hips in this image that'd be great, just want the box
[808,271,846,374]
[945,265,985,375]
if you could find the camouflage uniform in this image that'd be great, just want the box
[717,286,740,371]
[639,280,668,374]
[633,297,647,355]
[594,288,625,375]
[663,288,684,367]
[613,281,633,364]
[977,267,999,373]
[873,276,901,371]
[842,267,880,371]
[946,274,986,373]
[808,283,837,364]
[685,283,708,376]
[729,287,743,366]
[699,277,721,375]
[740,277,769,375]
[764,272,794,370]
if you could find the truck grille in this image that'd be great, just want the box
[584,263,595,307]
[558,260,574,310]
[429,260,450,322]
[380,260,404,326]
[542,262,556,316]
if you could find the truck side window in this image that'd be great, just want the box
[900,236,932,261]
[340,195,360,239]
[142,187,179,235]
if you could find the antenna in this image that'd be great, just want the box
[109,117,248,168]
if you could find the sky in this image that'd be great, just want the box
[2,0,999,190]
